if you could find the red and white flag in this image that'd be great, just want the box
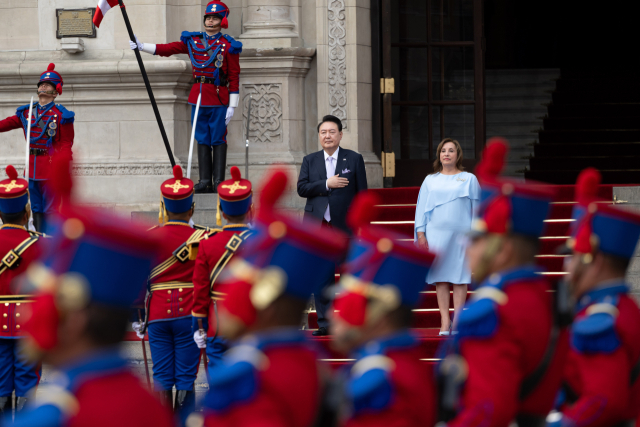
[93,0,119,28]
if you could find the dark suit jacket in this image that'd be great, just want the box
[297,147,368,233]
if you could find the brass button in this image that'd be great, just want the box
[167,310,171,314]
[179,308,184,312]
[179,298,183,302]
[16,303,20,306]
[168,290,171,294]
[178,288,183,292]
[2,325,7,329]
[2,314,6,318]
[4,303,8,306]
[15,313,20,317]
[167,299,171,303]
[16,325,20,329]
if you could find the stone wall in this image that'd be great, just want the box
[0,0,382,218]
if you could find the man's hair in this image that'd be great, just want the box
[508,234,539,263]
[600,253,630,275]
[0,208,27,225]
[85,303,130,347]
[220,206,249,224]
[317,115,343,133]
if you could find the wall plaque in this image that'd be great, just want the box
[56,9,97,39]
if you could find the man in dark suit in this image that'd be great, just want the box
[297,115,368,336]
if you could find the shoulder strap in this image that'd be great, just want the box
[0,235,39,276]
[148,229,205,281]
[209,229,253,292]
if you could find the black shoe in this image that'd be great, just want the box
[312,327,329,336]
[0,396,11,414]
[212,143,227,194]
[174,389,196,414]
[195,144,214,194]
[157,390,174,409]
[32,212,46,233]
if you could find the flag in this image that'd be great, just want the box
[93,0,119,28]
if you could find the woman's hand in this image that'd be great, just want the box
[416,233,429,250]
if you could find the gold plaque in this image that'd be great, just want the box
[56,9,97,39]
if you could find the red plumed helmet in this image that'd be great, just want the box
[333,292,368,326]
[47,63,55,72]
[258,169,287,212]
[6,165,18,180]
[219,280,257,327]
[484,195,512,234]
[23,292,60,353]
[347,192,381,231]
[476,137,508,178]
[575,167,601,203]
[173,165,184,180]
[230,165,241,181]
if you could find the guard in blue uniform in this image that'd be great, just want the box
[548,168,640,427]
[132,1,242,194]
[0,63,75,232]
[0,155,174,427]
[0,166,43,418]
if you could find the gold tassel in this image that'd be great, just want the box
[159,200,168,225]
[216,195,222,226]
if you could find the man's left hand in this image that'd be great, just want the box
[225,107,235,126]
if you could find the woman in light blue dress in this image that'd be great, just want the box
[414,138,480,335]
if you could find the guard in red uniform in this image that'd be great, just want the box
[0,64,74,232]
[138,165,211,417]
[0,155,173,427]
[191,166,252,375]
[328,192,438,427]
[546,168,640,427]
[438,139,570,427]
[132,1,241,194]
[185,168,348,427]
[0,166,43,417]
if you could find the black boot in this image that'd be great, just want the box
[0,396,11,414]
[194,144,214,194]
[157,390,174,409]
[32,212,46,233]
[174,388,196,415]
[212,143,227,193]
[15,396,28,411]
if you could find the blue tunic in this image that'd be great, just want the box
[414,171,480,285]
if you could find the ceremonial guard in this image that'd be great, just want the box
[1,155,173,427]
[131,1,241,194]
[191,166,252,374]
[186,169,348,427]
[0,64,74,232]
[329,192,438,427]
[547,168,640,427]
[0,166,43,417]
[136,165,210,417]
[438,139,569,427]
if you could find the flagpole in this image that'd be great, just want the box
[117,0,176,168]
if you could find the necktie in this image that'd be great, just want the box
[324,156,335,222]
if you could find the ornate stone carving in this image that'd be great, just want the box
[328,0,348,128]
[1,163,184,177]
[242,84,283,143]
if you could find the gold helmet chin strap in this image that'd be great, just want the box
[472,234,504,284]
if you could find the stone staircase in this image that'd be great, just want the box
[485,69,559,177]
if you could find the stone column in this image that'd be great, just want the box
[317,0,382,187]
[241,0,299,40]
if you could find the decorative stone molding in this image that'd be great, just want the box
[328,0,348,128]
[242,84,283,144]
[0,163,197,177]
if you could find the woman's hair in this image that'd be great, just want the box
[432,138,464,173]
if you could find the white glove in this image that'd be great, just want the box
[132,322,145,340]
[129,35,156,54]
[193,331,207,349]
[225,107,235,126]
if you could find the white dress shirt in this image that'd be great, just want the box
[323,147,339,222]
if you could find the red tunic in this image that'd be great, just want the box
[191,224,251,331]
[0,225,42,338]
[0,103,74,180]
[69,371,174,427]
[155,33,240,107]
[449,275,569,427]
[345,345,437,427]
[561,293,640,427]
[204,345,321,427]
[147,221,199,323]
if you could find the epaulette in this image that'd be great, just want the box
[222,33,243,54]
[204,344,267,411]
[348,355,394,414]
[181,31,203,44]
[457,287,508,339]
[16,104,32,115]
[185,228,214,260]
[572,303,621,354]
[55,104,75,124]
